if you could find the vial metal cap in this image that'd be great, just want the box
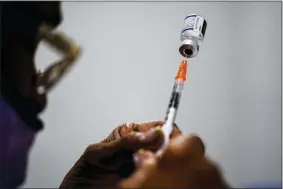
[179,39,199,58]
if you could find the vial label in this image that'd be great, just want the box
[182,14,206,37]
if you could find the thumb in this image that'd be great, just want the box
[120,150,158,188]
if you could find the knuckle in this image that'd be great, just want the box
[188,134,202,142]
[83,144,97,161]
[84,144,98,155]
[169,134,205,159]
[120,135,132,145]
[85,144,93,153]
[120,134,140,150]
[136,120,164,132]
[102,125,126,143]
[188,134,206,154]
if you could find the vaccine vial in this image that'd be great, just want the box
[179,14,207,58]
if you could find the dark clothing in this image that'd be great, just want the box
[0,2,62,188]
[1,2,62,131]
[0,98,36,189]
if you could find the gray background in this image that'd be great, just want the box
[23,2,281,188]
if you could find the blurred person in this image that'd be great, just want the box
[1,2,63,188]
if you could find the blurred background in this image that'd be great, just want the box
[22,1,281,188]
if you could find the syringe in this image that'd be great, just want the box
[156,59,188,157]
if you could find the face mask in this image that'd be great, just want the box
[0,98,36,189]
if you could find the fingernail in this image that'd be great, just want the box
[137,148,145,154]
[146,126,162,139]
[154,126,162,135]
[133,149,145,166]
[145,126,162,138]
[136,127,162,141]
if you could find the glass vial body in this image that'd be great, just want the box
[179,14,207,58]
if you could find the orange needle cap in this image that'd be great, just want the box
[175,60,187,81]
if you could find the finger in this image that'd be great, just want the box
[174,134,205,156]
[130,120,164,132]
[100,121,170,143]
[120,150,157,188]
[120,121,181,152]
[84,122,180,164]
[163,134,206,161]
[100,125,131,143]
[124,127,164,152]
[183,134,206,155]
[129,121,182,137]
[83,127,163,164]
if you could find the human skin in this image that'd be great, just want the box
[59,121,181,189]
[59,121,229,189]
[120,134,230,189]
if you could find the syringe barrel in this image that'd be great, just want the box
[179,14,207,58]
[164,80,184,122]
